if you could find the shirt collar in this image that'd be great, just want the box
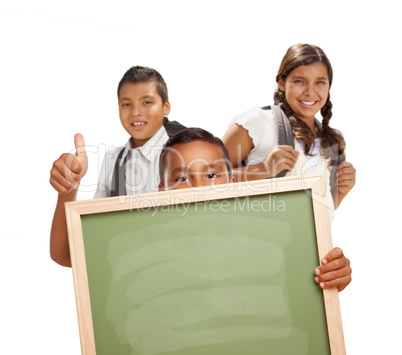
[119,125,168,166]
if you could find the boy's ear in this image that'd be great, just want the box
[163,100,171,116]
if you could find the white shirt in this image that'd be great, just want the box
[230,107,277,166]
[94,126,169,198]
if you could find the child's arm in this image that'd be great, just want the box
[314,247,352,292]
[49,134,87,267]
[222,124,298,182]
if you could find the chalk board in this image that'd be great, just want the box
[66,175,345,355]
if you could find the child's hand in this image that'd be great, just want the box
[263,145,299,176]
[336,161,356,196]
[314,247,351,292]
[49,134,88,195]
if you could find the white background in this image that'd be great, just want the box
[1,1,400,354]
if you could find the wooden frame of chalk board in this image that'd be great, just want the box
[66,175,345,355]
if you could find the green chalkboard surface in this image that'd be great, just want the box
[80,190,329,355]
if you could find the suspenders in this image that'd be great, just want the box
[261,105,295,178]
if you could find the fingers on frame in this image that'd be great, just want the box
[319,258,350,276]
[322,247,344,263]
[316,265,352,283]
[318,275,352,292]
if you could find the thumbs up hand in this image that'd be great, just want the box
[50,134,88,195]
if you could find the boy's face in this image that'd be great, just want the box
[160,140,234,190]
[118,82,170,148]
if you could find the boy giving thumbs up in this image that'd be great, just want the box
[49,134,88,267]
[50,134,88,194]
[49,66,185,267]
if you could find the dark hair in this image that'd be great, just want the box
[159,127,232,186]
[117,66,169,103]
[274,43,345,161]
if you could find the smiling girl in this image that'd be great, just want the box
[222,43,356,210]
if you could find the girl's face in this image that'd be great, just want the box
[278,62,330,123]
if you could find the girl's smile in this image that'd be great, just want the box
[299,100,318,108]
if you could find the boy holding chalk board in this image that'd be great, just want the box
[158,127,352,291]
[49,66,185,267]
